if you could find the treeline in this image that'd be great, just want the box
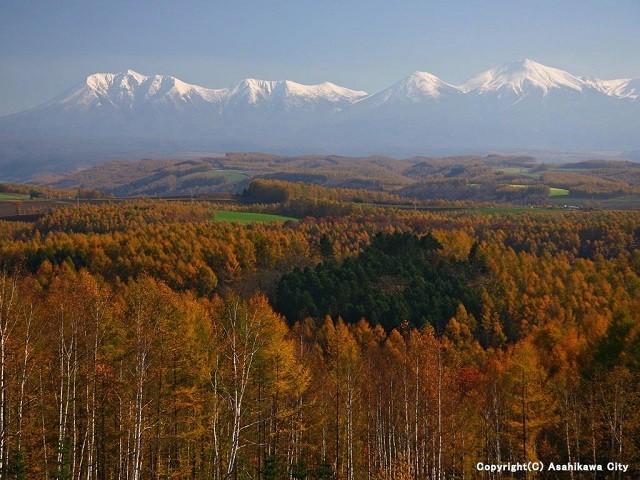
[244,179,408,217]
[0,182,107,200]
[541,171,639,196]
[400,179,551,204]
[34,201,213,234]
[45,159,242,197]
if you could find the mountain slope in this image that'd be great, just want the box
[461,59,587,96]
[0,60,638,179]
[3,70,368,137]
[355,71,462,108]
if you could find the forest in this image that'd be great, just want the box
[0,179,638,479]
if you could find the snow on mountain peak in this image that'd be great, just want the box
[396,71,460,99]
[124,69,144,77]
[3,61,638,157]
[84,70,147,96]
[503,58,545,72]
[226,78,277,104]
[26,61,639,122]
[57,70,224,111]
[587,77,639,100]
[359,71,460,108]
[618,78,640,100]
[53,71,371,114]
[277,80,367,103]
[221,78,367,110]
[461,59,585,96]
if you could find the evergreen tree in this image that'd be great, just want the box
[7,449,26,480]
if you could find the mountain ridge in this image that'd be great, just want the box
[0,59,638,179]
[11,59,639,118]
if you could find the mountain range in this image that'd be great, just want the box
[0,59,638,179]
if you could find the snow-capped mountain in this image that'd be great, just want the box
[41,70,225,113]
[600,78,639,100]
[461,59,587,96]
[0,60,638,176]
[355,72,462,109]
[48,70,367,114]
[2,70,369,141]
[331,59,638,152]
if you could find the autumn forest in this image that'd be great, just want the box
[0,178,639,479]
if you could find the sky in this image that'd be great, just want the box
[1,0,639,116]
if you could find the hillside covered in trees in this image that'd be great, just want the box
[36,153,640,208]
[0,184,638,478]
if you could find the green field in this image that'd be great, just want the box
[213,210,299,224]
[183,169,248,183]
[507,184,570,197]
[0,193,31,200]
[493,166,542,179]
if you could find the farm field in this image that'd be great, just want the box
[181,169,249,183]
[493,166,543,178]
[213,210,299,223]
[548,187,570,196]
[0,192,30,200]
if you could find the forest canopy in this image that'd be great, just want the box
[0,188,638,478]
[274,232,481,331]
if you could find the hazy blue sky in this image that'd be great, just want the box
[1,0,639,115]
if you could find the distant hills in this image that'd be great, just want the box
[0,59,638,180]
[42,153,640,207]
